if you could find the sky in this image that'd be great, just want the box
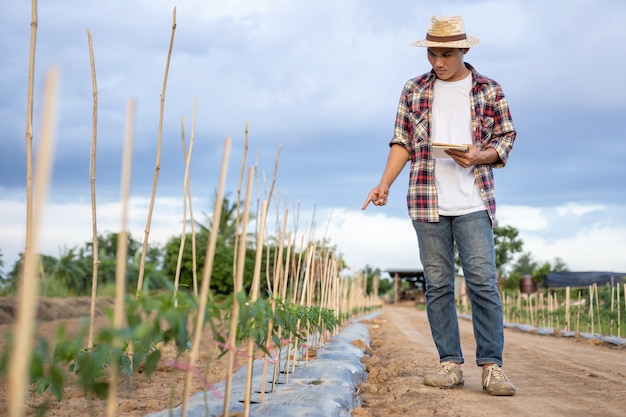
[1,0,626,279]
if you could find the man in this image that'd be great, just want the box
[362,15,516,396]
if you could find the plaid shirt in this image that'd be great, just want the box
[390,63,516,225]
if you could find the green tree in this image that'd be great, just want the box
[197,192,241,245]
[0,249,4,283]
[361,265,383,296]
[533,257,568,289]
[81,232,142,289]
[162,192,262,295]
[503,252,537,291]
[49,246,89,295]
[493,222,524,278]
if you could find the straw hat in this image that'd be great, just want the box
[411,16,480,48]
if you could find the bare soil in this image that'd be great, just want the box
[0,297,231,417]
[353,302,626,417]
[1,298,625,416]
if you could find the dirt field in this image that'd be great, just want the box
[1,298,625,416]
[353,302,626,417]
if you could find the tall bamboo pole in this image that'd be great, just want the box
[106,98,135,417]
[243,200,268,417]
[173,99,197,303]
[24,0,38,271]
[223,167,254,417]
[180,137,231,417]
[8,68,58,417]
[179,115,199,295]
[136,7,177,293]
[231,123,250,292]
[264,210,288,386]
[86,29,100,350]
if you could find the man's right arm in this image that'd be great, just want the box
[361,144,410,209]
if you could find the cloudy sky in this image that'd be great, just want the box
[1,0,625,278]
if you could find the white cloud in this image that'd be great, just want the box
[556,203,604,217]
[499,205,548,231]
[2,195,626,277]
[521,224,626,272]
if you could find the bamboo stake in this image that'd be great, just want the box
[24,0,38,277]
[173,99,197,303]
[106,98,136,417]
[618,283,622,338]
[243,200,268,417]
[266,211,288,385]
[136,7,177,293]
[262,230,292,399]
[86,29,100,350]
[565,286,571,332]
[180,137,231,417]
[223,167,254,417]
[588,285,594,334]
[8,68,58,417]
[576,291,581,335]
[179,115,198,296]
[610,285,615,336]
[594,283,602,334]
[231,122,250,290]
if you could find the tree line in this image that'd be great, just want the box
[0,201,567,298]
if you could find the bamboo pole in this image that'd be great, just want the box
[618,283,622,338]
[576,291,581,335]
[136,7,177,293]
[24,0,38,278]
[262,230,292,400]
[179,115,198,295]
[173,99,197,303]
[106,98,136,417]
[223,167,254,417]
[243,200,268,417]
[565,286,571,332]
[180,137,231,417]
[231,122,250,291]
[86,29,100,350]
[588,285,594,334]
[266,211,288,385]
[8,68,58,417]
[610,285,615,336]
[594,283,601,334]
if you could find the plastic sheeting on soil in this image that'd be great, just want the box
[146,311,380,417]
[459,313,626,346]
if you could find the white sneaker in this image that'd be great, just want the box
[482,364,516,396]
[423,361,464,389]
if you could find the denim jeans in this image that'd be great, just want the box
[412,210,504,367]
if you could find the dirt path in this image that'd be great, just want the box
[353,303,626,417]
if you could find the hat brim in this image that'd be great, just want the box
[410,36,480,48]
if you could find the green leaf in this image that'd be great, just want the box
[53,340,79,363]
[119,353,133,377]
[33,375,49,396]
[143,350,161,376]
[92,381,109,399]
[49,365,65,402]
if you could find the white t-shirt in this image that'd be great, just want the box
[431,73,486,216]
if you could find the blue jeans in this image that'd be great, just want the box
[412,210,504,367]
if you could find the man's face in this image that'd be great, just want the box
[427,47,470,82]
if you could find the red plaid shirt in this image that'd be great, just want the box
[390,63,516,225]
